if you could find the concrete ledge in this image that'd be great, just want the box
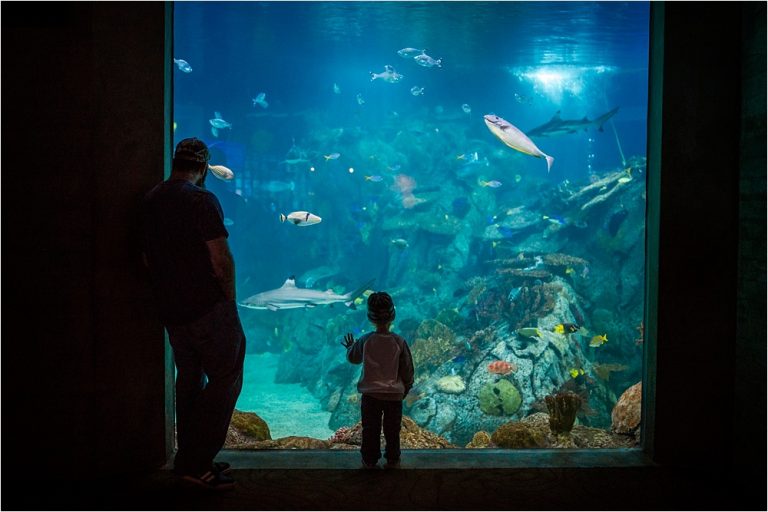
[217,448,652,470]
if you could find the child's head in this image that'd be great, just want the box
[367,291,395,329]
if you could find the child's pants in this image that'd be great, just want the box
[360,394,403,464]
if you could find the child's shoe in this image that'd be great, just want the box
[361,460,380,470]
[383,459,401,469]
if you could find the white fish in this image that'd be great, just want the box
[280,210,321,226]
[209,112,231,129]
[414,53,442,68]
[370,65,404,83]
[223,217,235,227]
[462,104,471,114]
[484,114,554,173]
[356,93,365,105]
[397,47,425,58]
[209,112,231,138]
[208,164,234,181]
[173,58,192,73]
[410,86,425,96]
[333,83,341,94]
[252,92,269,109]
[239,276,374,311]
[259,180,295,192]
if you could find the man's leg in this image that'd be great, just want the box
[360,395,383,465]
[192,301,246,473]
[167,326,205,474]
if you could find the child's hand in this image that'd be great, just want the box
[341,333,355,349]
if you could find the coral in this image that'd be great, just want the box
[436,375,466,394]
[545,391,582,434]
[541,253,589,268]
[467,327,495,349]
[496,268,554,280]
[504,282,561,329]
[488,256,537,269]
[327,416,457,449]
[436,308,463,331]
[611,382,642,434]
[411,320,459,369]
[566,167,628,204]
[229,410,271,441]
[477,379,522,416]
[491,422,546,448]
[472,285,507,323]
[465,431,492,449]
[328,426,354,444]
[465,277,487,305]
[253,436,330,450]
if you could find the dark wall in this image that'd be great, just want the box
[735,1,767,469]
[0,0,765,506]
[1,2,168,474]
[653,1,765,473]
[654,2,741,467]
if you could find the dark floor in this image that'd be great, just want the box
[3,450,766,510]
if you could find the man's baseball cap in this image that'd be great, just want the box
[173,137,210,163]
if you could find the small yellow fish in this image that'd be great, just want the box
[569,368,586,378]
[589,334,608,347]
[362,289,374,298]
[173,121,177,132]
[565,267,575,275]
[554,324,565,334]
[354,296,365,306]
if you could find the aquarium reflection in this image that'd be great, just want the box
[174,1,649,449]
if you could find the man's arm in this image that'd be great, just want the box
[206,236,236,301]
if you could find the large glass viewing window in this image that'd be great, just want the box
[172,1,651,451]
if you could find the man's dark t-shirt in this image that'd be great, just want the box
[142,179,229,326]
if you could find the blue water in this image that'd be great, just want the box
[175,2,649,445]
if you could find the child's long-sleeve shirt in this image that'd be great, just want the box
[347,331,414,400]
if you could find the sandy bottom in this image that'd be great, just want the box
[235,352,334,440]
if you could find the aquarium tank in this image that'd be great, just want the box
[173,1,649,449]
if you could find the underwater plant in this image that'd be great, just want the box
[545,391,582,434]
[503,281,562,329]
[410,319,460,370]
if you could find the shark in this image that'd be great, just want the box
[527,107,620,138]
[239,276,374,311]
